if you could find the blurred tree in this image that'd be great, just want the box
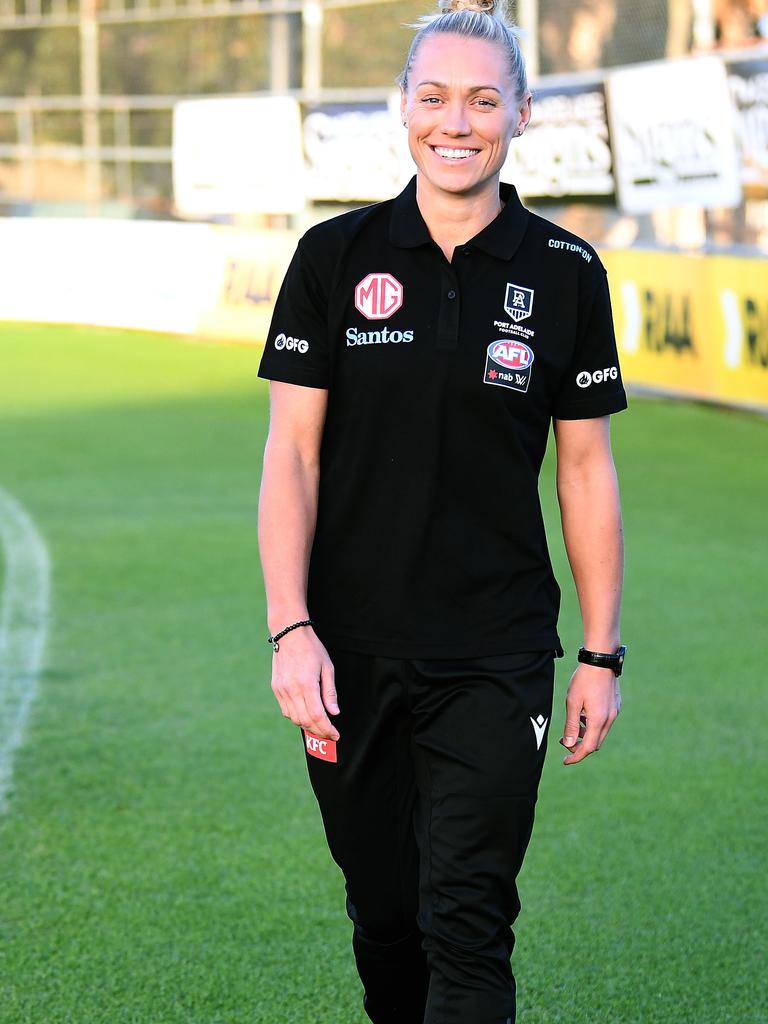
[322,0,428,88]
[714,0,768,43]
[539,0,669,73]
[100,19,269,96]
[0,28,79,95]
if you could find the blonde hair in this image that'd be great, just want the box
[399,0,528,99]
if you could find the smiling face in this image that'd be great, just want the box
[401,32,530,202]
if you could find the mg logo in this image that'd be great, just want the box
[504,283,534,323]
[355,273,404,321]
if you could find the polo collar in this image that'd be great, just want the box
[388,175,530,260]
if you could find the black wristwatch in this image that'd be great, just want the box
[577,644,627,676]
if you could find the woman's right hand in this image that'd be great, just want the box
[270,628,340,741]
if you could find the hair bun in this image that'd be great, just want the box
[439,0,497,13]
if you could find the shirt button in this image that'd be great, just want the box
[447,289,457,299]
[462,248,471,256]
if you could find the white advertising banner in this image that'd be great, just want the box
[607,56,742,213]
[503,83,614,199]
[0,219,220,334]
[303,94,414,202]
[727,55,768,193]
[173,96,305,216]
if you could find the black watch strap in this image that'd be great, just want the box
[577,644,627,676]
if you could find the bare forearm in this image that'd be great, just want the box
[557,458,624,651]
[258,436,319,634]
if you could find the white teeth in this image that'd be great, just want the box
[433,147,478,160]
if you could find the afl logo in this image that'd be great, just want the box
[487,339,534,370]
[484,339,534,393]
[355,273,404,321]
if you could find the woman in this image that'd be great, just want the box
[257,1,627,1021]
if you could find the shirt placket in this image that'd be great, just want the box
[436,259,461,352]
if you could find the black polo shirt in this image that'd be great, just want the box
[258,176,627,659]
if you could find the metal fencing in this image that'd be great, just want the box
[0,0,757,211]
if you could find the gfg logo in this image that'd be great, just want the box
[576,366,618,388]
[355,273,403,320]
[274,333,309,354]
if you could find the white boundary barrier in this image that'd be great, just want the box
[0,219,221,335]
[0,217,765,412]
[0,218,296,342]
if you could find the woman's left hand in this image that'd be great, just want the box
[559,663,621,765]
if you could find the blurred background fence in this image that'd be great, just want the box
[1,0,766,214]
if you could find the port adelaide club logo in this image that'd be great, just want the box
[494,282,536,342]
[505,283,534,322]
[484,338,535,393]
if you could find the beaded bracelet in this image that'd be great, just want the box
[267,619,314,652]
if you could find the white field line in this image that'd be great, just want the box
[0,487,51,814]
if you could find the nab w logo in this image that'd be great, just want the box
[504,283,534,323]
[355,273,404,321]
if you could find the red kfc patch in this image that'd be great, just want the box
[304,731,337,763]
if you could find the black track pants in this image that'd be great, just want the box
[303,646,556,1024]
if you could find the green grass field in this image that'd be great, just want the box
[0,322,765,1024]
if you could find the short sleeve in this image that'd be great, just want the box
[257,240,330,389]
[552,262,628,420]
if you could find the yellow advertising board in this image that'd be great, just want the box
[600,248,768,412]
[196,227,298,343]
[193,230,768,413]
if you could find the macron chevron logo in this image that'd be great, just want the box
[530,714,549,750]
